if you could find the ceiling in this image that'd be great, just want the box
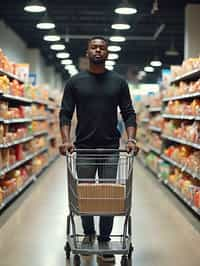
[0,0,200,83]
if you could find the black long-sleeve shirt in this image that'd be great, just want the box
[59,70,137,148]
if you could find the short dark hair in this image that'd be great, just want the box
[88,36,108,47]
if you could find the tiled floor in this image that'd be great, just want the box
[0,157,200,266]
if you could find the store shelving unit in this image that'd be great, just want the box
[0,70,60,211]
[137,69,200,216]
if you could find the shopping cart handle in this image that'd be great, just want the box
[73,148,128,153]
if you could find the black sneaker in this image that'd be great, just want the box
[98,254,115,263]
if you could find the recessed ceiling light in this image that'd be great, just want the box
[50,44,65,51]
[56,52,70,59]
[106,65,114,71]
[109,36,126,42]
[105,60,116,66]
[61,59,73,65]
[24,0,46,13]
[114,1,137,15]
[65,65,76,70]
[108,53,119,60]
[36,14,55,30]
[150,60,162,67]
[144,66,154,72]
[43,30,61,42]
[111,23,131,30]
[108,45,121,52]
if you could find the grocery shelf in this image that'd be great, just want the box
[47,105,56,111]
[0,175,36,211]
[170,68,200,85]
[161,154,200,180]
[33,99,48,105]
[32,116,47,121]
[3,118,32,124]
[163,92,200,102]
[0,136,33,148]
[162,134,200,150]
[0,147,48,176]
[164,180,200,217]
[148,145,161,155]
[1,93,32,104]
[33,131,48,137]
[149,126,162,133]
[0,68,24,83]
[35,154,59,177]
[148,107,162,112]
[48,119,58,123]
[141,118,149,123]
[162,114,200,121]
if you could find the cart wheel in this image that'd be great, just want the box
[64,242,71,259]
[74,254,80,266]
[121,255,128,266]
[128,243,134,258]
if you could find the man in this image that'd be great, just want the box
[59,36,137,263]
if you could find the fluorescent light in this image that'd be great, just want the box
[106,65,114,71]
[108,45,121,52]
[65,65,76,70]
[144,66,154,72]
[56,52,70,59]
[24,0,46,13]
[50,44,65,51]
[115,7,137,15]
[108,53,119,60]
[37,22,55,30]
[150,60,162,67]
[109,36,126,42]
[61,59,73,65]
[111,23,131,30]
[43,35,60,42]
[105,60,116,66]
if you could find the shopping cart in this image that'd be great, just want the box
[64,149,134,266]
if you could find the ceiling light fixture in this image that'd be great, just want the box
[56,52,70,59]
[111,23,130,30]
[105,60,116,66]
[24,0,46,13]
[108,53,119,60]
[65,65,76,70]
[61,59,73,65]
[144,66,154,72]
[36,14,55,30]
[106,65,114,71]
[165,41,180,56]
[150,56,162,67]
[115,0,137,15]
[109,36,126,42]
[108,45,121,52]
[43,29,60,42]
[50,44,65,51]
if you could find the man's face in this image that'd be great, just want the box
[87,39,108,64]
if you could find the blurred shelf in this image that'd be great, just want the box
[0,147,48,176]
[47,105,56,111]
[32,99,48,105]
[48,119,58,123]
[3,118,32,124]
[170,68,200,85]
[162,134,200,150]
[0,93,32,105]
[162,114,200,121]
[161,155,200,180]
[163,92,200,102]
[148,107,162,112]
[32,116,47,121]
[0,175,36,211]
[141,118,149,123]
[0,136,33,148]
[0,69,24,83]
[33,131,48,137]
[148,145,161,155]
[164,180,200,217]
[149,126,162,133]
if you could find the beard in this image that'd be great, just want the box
[90,56,106,65]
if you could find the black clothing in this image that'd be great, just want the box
[59,70,136,148]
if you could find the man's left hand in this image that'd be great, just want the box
[126,142,139,155]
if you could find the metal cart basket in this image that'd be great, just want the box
[64,149,134,266]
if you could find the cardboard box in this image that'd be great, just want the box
[77,183,125,214]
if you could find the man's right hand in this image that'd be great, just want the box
[59,142,75,155]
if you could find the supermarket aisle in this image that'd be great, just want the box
[0,157,200,266]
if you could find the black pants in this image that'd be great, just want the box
[76,151,119,241]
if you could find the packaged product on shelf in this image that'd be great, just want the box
[0,75,10,93]
[0,101,8,119]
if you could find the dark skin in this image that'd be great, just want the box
[59,38,137,155]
